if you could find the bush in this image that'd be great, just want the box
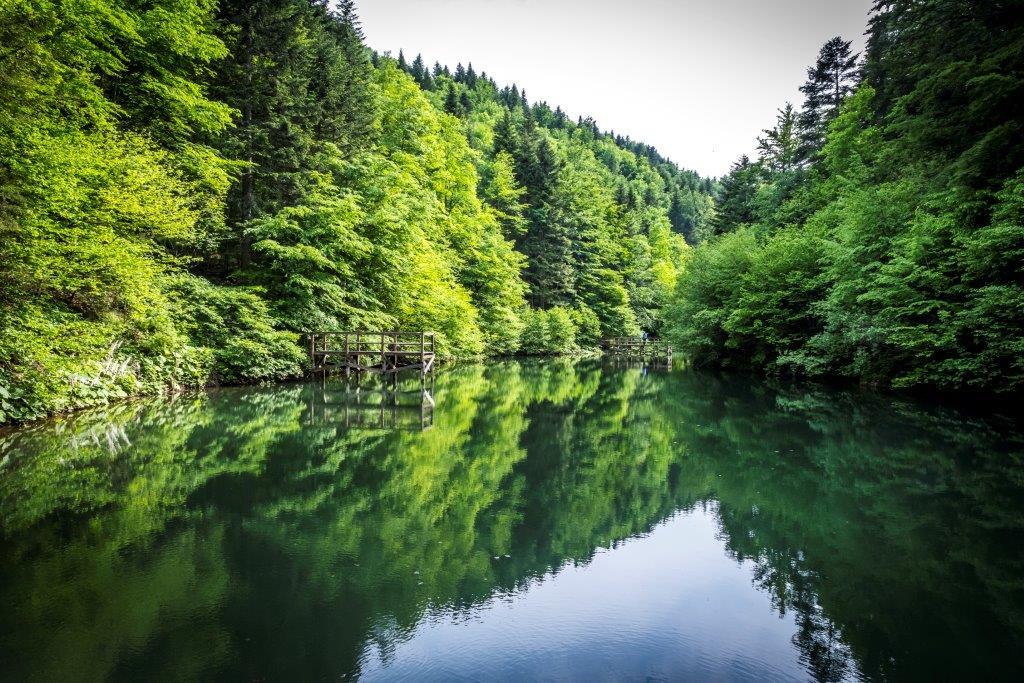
[518,308,578,355]
[572,305,603,348]
[169,276,305,383]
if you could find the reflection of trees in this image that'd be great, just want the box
[661,371,1024,681]
[1,364,1023,681]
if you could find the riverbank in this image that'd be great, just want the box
[0,346,610,428]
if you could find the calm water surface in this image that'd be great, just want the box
[2,361,1023,681]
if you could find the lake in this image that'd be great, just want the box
[2,360,1023,681]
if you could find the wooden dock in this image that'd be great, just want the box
[603,337,673,367]
[308,331,436,375]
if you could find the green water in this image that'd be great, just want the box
[1,360,1023,681]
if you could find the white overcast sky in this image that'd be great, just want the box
[357,0,873,177]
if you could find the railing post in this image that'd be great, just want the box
[420,331,425,373]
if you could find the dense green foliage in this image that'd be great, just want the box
[0,0,710,423]
[667,0,1024,393]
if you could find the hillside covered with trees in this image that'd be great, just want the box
[0,0,712,423]
[2,0,1021,424]
[666,0,1024,394]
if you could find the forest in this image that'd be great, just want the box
[1,0,1022,425]
[666,0,1024,394]
[0,0,712,423]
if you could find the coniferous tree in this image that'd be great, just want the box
[757,103,800,173]
[493,109,517,156]
[335,0,363,38]
[211,0,374,269]
[444,86,461,116]
[410,54,426,84]
[798,37,860,163]
[709,155,761,236]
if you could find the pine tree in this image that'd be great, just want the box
[411,54,426,84]
[668,191,696,243]
[554,106,567,128]
[757,103,800,173]
[493,109,517,155]
[444,86,461,116]
[709,155,761,236]
[798,37,860,162]
[212,0,374,269]
[334,0,363,39]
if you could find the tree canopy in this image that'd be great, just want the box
[0,0,712,423]
[666,0,1024,394]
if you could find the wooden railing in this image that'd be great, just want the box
[307,331,436,374]
[602,337,673,363]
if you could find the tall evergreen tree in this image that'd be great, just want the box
[709,155,761,236]
[410,54,426,84]
[444,86,461,116]
[757,103,800,173]
[798,37,860,162]
[211,0,374,270]
[493,109,517,156]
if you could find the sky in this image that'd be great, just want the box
[357,0,874,177]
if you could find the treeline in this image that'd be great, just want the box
[0,0,712,423]
[387,48,714,335]
[667,0,1024,394]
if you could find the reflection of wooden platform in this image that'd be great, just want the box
[603,337,672,367]
[306,374,435,431]
[308,332,435,375]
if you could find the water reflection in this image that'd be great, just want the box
[1,361,1023,681]
[307,372,436,431]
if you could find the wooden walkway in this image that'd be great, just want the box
[603,337,673,366]
[308,331,436,375]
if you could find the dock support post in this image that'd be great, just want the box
[344,333,350,377]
